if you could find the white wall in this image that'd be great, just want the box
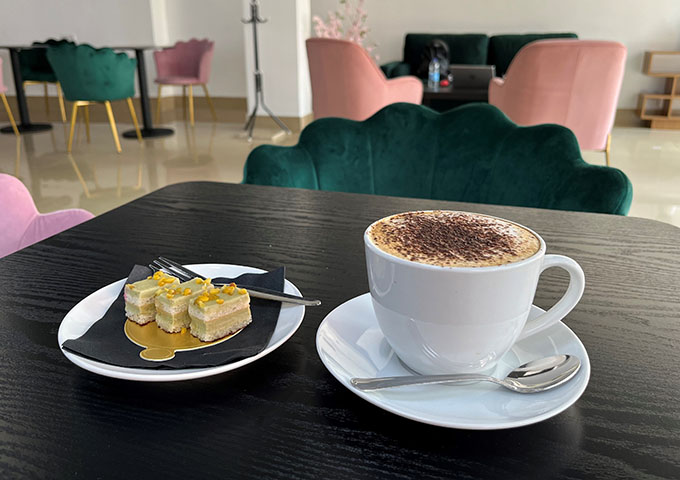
[0,0,155,95]
[311,0,680,109]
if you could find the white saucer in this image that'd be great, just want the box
[58,264,305,382]
[316,293,590,430]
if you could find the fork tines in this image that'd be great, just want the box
[150,258,196,282]
[157,256,204,280]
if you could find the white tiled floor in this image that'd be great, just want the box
[1,120,679,227]
[582,127,680,227]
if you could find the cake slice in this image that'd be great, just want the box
[188,283,252,342]
[124,271,179,325]
[155,277,213,333]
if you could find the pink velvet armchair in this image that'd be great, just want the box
[154,38,216,126]
[0,174,93,258]
[488,40,626,165]
[306,38,423,121]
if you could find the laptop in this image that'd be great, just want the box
[448,65,496,89]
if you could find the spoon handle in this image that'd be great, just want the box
[351,373,496,391]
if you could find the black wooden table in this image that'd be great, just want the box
[0,45,52,134]
[422,82,488,106]
[112,46,173,139]
[1,182,679,479]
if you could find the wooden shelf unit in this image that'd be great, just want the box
[639,51,680,129]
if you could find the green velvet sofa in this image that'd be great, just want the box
[244,103,632,215]
[381,32,578,78]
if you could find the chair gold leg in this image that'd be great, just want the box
[67,103,79,153]
[182,85,187,119]
[84,105,91,143]
[126,97,143,142]
[155,84,162,124]
[1,93,20,136]
[56,82,67,123]
[202,84,217,122]
[104,100,122,153]
[188,84,194,126]
[605,132,612,167]
[15,137,21,176]
[43,82,50,117]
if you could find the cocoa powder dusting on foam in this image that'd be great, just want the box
[370,211,539,267]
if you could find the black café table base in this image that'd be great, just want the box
[0,45,54,134]
[118,46,174,140]
[122,127,174,139]
[0,123,52,134]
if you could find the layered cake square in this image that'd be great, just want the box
[155,277,212,333]
[188,283,252,341]
[124,271,179,325]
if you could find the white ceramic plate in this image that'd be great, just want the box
[58,264,305,382]
[316,293,590,430]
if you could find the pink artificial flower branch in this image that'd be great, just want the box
[312,0,379,61]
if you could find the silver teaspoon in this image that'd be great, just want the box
[350,354,581,393]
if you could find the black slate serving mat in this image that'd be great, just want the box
[61,264,285,369]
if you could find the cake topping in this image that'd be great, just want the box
[195,278,204,284]
[183,288,192,296]
[192,282,248,308]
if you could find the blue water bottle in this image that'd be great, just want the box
[428,57,440,89]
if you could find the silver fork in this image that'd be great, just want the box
[148,257,321,307]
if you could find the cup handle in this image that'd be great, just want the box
[517,255,585,341]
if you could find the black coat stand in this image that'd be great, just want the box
[242,0,291,142]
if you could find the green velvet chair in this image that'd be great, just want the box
[46,43,142,153]
[381,32,578,79]
[244,103,632,215]
[18,39,74,122]
[488,33,578,76]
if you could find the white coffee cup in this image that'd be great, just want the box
[364,211,585,375]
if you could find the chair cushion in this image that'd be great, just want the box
[488,33,578,76]
[155,76,202,85]
[21,70,57,83]
[403,34,489,77]
[0,174,93,258]
[244,103,632,215]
